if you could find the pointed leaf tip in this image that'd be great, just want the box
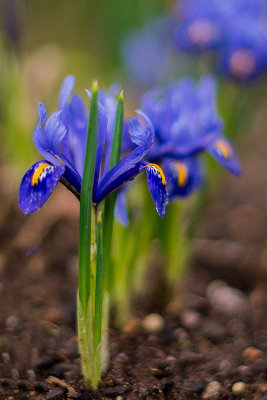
[118,90,124,101]
[92,81,99,93]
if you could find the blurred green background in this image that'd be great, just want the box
[0,0,169,172]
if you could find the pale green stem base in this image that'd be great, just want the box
[77,291,109,389]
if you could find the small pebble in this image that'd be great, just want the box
[243,346,263,361]
[115,352,129,364]
[27,369,36,381]
[237,365,251,376]
[6,316,18,329]
[122,318,141,335]
[181,310,201,330]
[11,368,19,379]
[165,355,176,364]
[207,280,247,316]
[43,308,61,324]
[2,352,10,363]
[202,381,222,399]
[232,382,246,395]
[219,360,232,372]
[260,383,267,393]
[175,328,192,348]
[142,313,165,334]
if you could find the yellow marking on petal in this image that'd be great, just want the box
[176,162,188,187]
[145,163,166,185]
[215,139,231,159]
[31,163,51,186]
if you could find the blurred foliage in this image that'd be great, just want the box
[0,0,168,172]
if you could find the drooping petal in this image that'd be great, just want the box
[19,161,65,214]
[95,111,154,203]
[205,137,241,175]
[95,160,168,218]
[94,159,142,203]
[144,163,168,218]
[163,157,203,199]
[59,75,75,109]
[61,164,82,196]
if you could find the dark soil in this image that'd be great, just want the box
[0,106,267,399]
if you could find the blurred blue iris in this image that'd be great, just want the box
[120,18,170,87]
[140,75,241,200]
[173,0,267,80]
[19,76,168,218]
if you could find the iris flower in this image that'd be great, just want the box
[140,76,241,200]
[120,18,170,88]
[173,0,267,80]
[19,76,168,218]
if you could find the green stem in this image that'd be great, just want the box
[103,91,124,291]
[78,81,99,311]
[77,82,109,388]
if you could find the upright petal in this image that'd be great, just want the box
[93,102,108,198]
[33,109,66,165]
[59,75,75,109]
[19,160,65,214]
[67,94,88,175]
[128,109,154,151]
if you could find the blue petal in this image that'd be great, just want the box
[93,102,108,199]
[115,188,129,226]
[19,161,65,214]
[33,109,66,165]
[95,111,154,203]
[59,75,75,109]
[164,157,203,199]
[67,94,88,176]
[95,159,142,203]
[62,164,82,195]
[129,110,154,151]
[95,159,168,218]
[38,102,47,124]
[205,137,241,175]
[145,163,168,218]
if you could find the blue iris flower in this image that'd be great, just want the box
[173,0,267,80]
[140,75,241,200]
[19,76,168,218]
[120,18,170,88]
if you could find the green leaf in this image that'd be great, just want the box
[109,90,124,167]
[94,211,104,352]
[78,81,99,310]
[103,91,124,290]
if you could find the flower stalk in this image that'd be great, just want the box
[77,82,108,388]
